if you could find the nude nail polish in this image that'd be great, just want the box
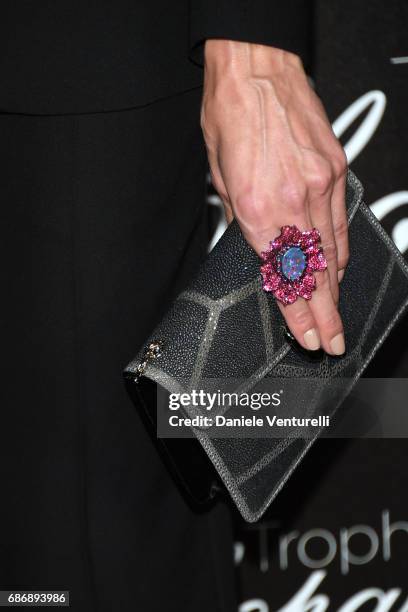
[330,333,346,355]
[304,328,320,351]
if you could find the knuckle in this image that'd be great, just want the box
[306,159,334,195]
[290,308,314,330]
[321,311,342,334]
[332,146,348,178]
[235,191,270,222]
[322,242,337,264]
[316,270,332,291]
[280,183,307,213]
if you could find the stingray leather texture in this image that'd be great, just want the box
[124,171,408,522]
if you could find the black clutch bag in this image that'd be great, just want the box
[124,171,408,522]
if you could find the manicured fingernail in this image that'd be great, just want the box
[304,328,320,351]
[330,333,345,355]
[338,269,345,282]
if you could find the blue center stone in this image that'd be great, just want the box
[281,246,306,281]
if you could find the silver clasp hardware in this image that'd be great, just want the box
[282,324,295,343]
[135,340,163,382]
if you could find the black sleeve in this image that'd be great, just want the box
[189,0,312,70]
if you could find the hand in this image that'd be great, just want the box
[201,40,348,355]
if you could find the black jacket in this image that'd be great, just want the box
[0,0,311,115]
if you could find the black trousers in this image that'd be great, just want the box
[1,89,236,611]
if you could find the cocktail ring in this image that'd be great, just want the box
[260,225,327,305]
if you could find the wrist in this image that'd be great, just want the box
[204,39,303,80]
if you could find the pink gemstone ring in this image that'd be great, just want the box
[260,225,327,305]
